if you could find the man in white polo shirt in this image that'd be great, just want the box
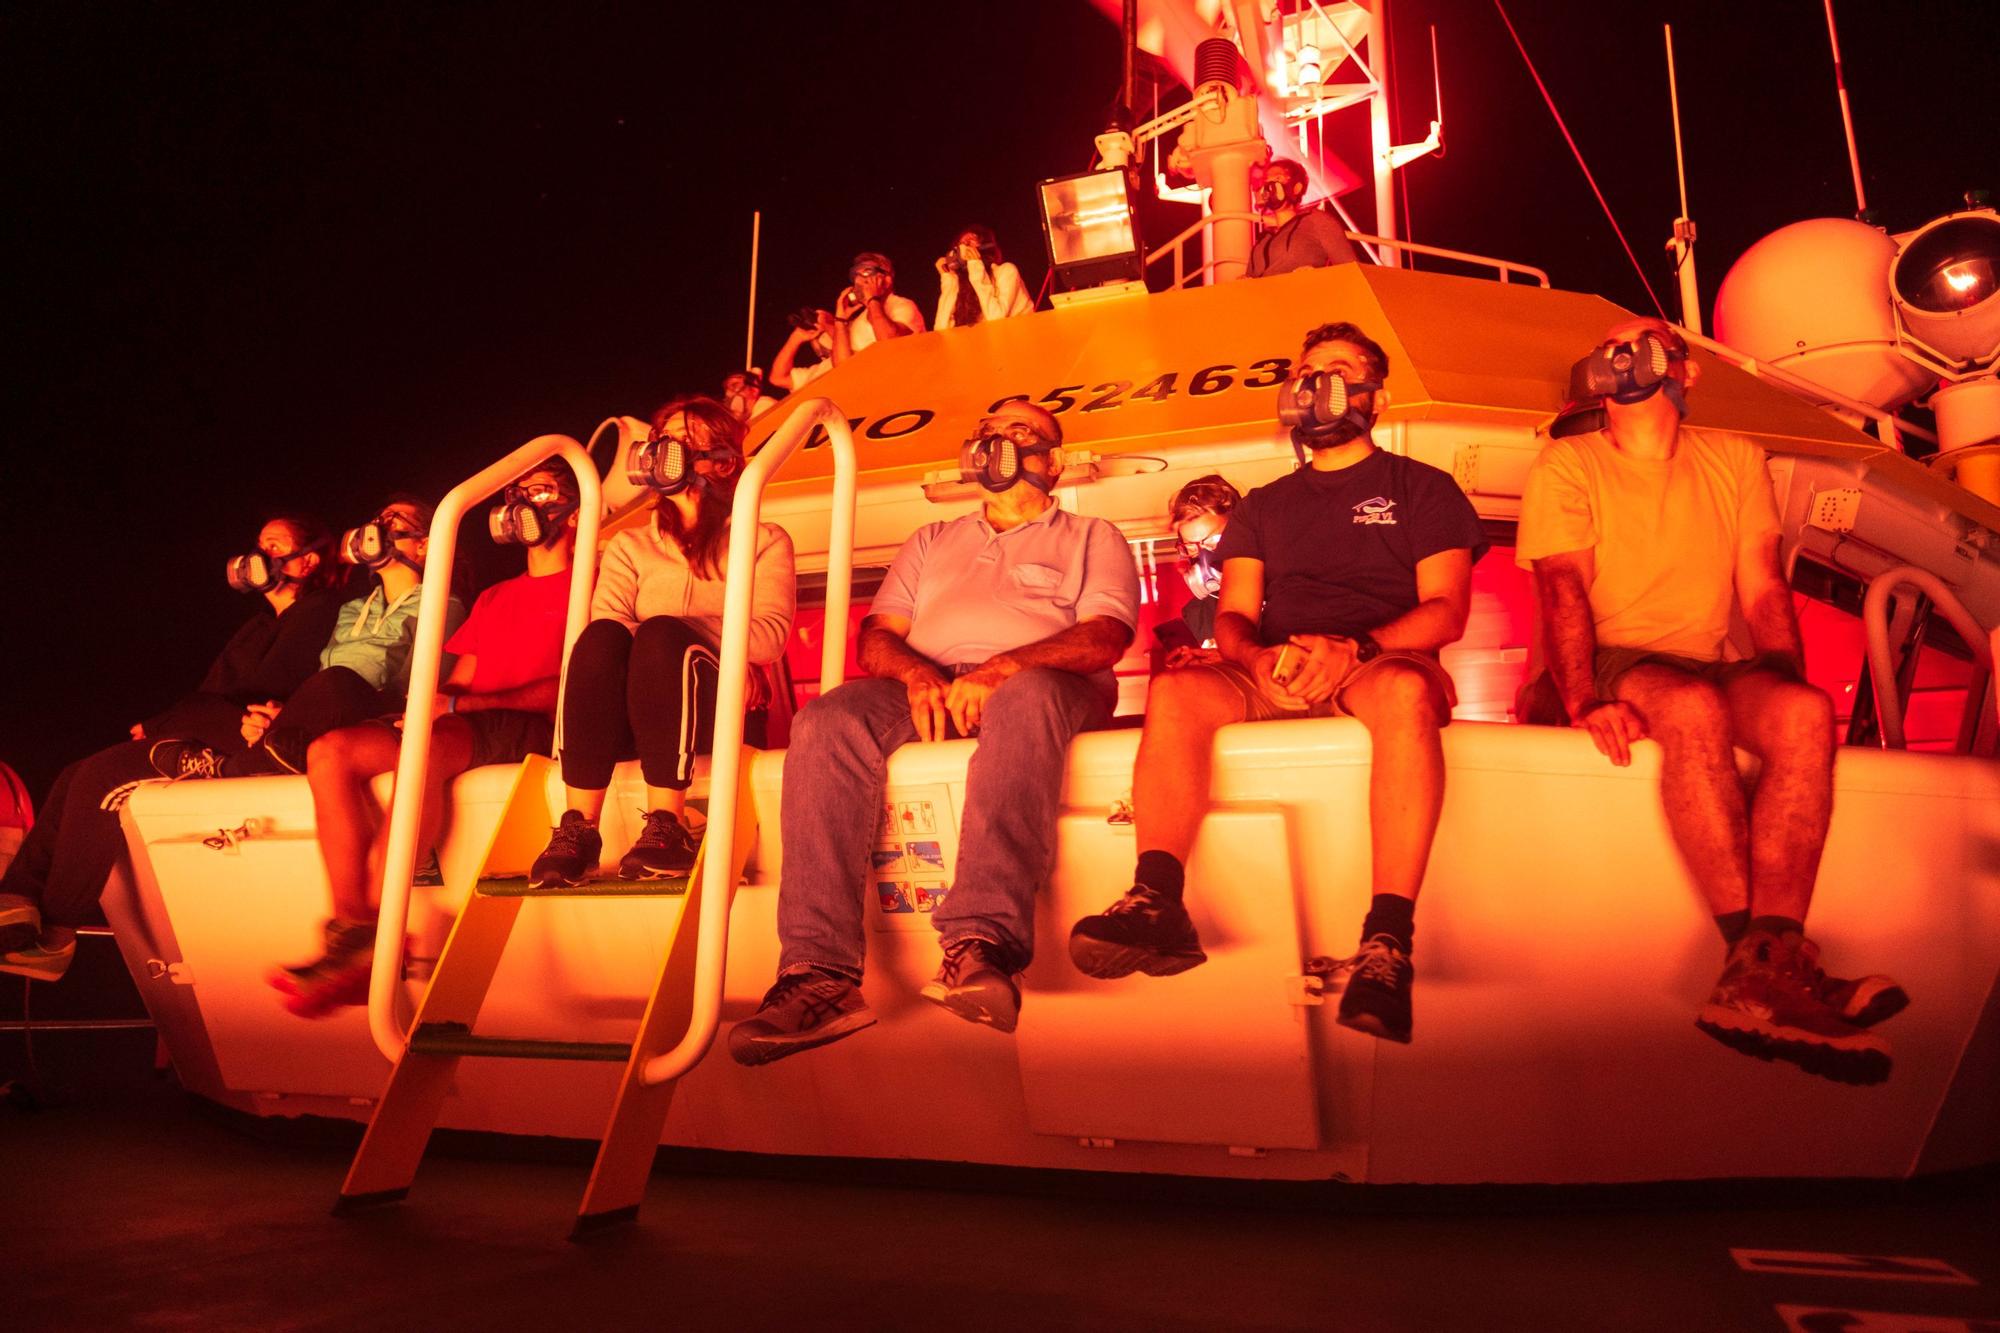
[831,250,925,362]
[732,401,1139,1065]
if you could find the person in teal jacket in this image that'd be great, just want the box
[149,494,465,779]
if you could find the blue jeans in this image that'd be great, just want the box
[775,668,1109,978]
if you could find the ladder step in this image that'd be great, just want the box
[476,875,689,898]
[408,1022,632,1062]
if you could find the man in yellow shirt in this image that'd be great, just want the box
[1517,318,1903,1085]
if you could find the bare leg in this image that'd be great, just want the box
[311,720,475,922]
[1723,670,1835,922]
[1132,668,1251,862]
[1614,665,1748,916]
[565,786,609,821]
[1338,662,1448,900]
[643,786,687,818]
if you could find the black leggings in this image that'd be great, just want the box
[560,617,718,792]
[1,740,160,926]
[224,666,397,777]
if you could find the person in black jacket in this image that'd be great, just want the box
[0,515,344,982]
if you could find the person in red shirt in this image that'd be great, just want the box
[273,462,583,1017]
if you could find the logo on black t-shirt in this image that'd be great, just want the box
[1352,496,1398,525]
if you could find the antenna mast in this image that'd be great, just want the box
[1822,0,1869,217]
[744,210,761,372]
[1663,25,1702,335]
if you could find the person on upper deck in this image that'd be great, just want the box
[770,309,837,393]
[831,250,925,361]
[274,462,584,1018]
[146,495,465,781]
[1516,317,1905,1086]
[722,368,776,423]
[933,225,1033,329]
[1069,322,1483,1045]
[1245,159,1362,280]
[529,396,794,889]
[1152,474,1242,668]
[730,400,1140,1065]
[0,514,345,982]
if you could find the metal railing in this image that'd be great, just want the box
[639,398,858,1086]
[1671,327,1939,453]
[366,435,603,1063]
[1862,565,1993,751]
[1146,211,1551,290]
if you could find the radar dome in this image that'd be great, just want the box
[1714,217,1934,412]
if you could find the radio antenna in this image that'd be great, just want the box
[1822,0,1869,218]
[1663,24,1702,334]
[744,210,762,372]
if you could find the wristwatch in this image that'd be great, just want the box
[1352,633,1382,663]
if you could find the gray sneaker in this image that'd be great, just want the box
[920,938,1021,1033]
[729,968,876,1066]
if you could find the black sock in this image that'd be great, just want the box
[1361,893,1416,952]
[1134,850,1185,902]
[1714,910,1751,944]
[1747,913,1805,939]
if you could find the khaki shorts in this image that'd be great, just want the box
[1594,647,1800,701]
[1194,650,1457,723]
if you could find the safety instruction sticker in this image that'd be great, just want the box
[873,785,956,931]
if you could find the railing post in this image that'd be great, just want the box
[637,398,858,1086]
[1862,565,1994,752]
[366,435,602,1064]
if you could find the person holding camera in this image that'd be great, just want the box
[831,251,924,363]
[1069,322,1482,1048]
[934,225,1033,330]
[770,308,837,393]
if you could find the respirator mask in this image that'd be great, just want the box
[1566,330,1688,417]
[960,427,1061,494]
[1180,538,1223,599]
[1276,370,1383,464]
[627,428,743,497]
[488,479,578,546]
[339,513,426,571]
[226,542,320,595]
[1255,171,1303,215]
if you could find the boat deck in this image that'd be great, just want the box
[7,1030,1998,1332]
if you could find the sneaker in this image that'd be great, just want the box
[1069,883,1207,979]
[1695,930,1892,1085]
[1,938,76,983]
[148,738,225,780]
[0,900,39,955]
[529,811,602,888]
[920,938,1021,1034]
[282,920,377,1020]
[1797,936,1909,1028]
[619,809,699,880]
[268,917,373,997]
[1328,935,1414,1044]
[728,967,876,1066]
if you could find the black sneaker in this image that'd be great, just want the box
[728,967,876,1066]
[1069,883,1207,979]
[619,809,699,880]
[920,938,1021,1033]
[529,811,602,888]
[148,739,226,780]
[1331,935,1414,1044]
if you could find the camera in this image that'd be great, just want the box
[787,306,821,332]
[940,252,966,273]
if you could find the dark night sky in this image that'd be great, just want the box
[5,0,1992,795]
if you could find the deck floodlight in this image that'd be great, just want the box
[1039,168,1144,294]
[1891,209,2000,373]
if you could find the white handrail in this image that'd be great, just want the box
[1145,209,1549,289]
[639,398,858,1086]
[1671,326,1938,452]
[366,434,603,1063]
[1861,565,1993,751]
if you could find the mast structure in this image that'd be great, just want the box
[1663,24,1702,335]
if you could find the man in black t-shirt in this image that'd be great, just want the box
[1069,322,1486,1044]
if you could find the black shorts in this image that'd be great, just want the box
[458,709,556,770]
